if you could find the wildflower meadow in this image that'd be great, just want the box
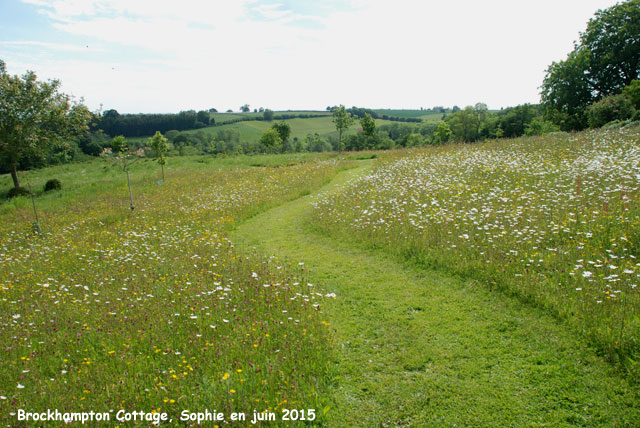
[0,156,348,425]
[312,127,640,370]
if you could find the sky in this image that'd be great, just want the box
[0,0,623,114]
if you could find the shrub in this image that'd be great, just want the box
[587,94,636,128]
[7,187,32,199]
[44,178,62,192]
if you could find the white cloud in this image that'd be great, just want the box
[6,0,623,112]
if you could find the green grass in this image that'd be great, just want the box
[128,115,397,146]
[233,160,640,427]
[312,128,640,370]
[0,155,359,426]
[184,116,396,142]
[4,135,640,426]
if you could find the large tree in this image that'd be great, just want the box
[0,60,90,188]
[582,0,640,95]
[541,0,640,130]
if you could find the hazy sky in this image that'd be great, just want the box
[0,0,622,113]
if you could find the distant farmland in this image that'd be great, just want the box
[162,115,397,143]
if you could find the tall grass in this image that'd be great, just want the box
[0,157,349,425]
[312,128,640,371]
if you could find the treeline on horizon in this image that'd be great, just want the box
[97,109,338,138]
[96,106,435,140]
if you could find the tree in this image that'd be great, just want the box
[541,48,593,130]
[196,110,210,126]
[0,60,90,188]
[240,104,250,113]
[259,128,282,152]
[541,0,640,130]
[263,109,274,121]
[271,121,291,144]
[110,135,128,154]
[332,105,354,150]
[101,136,142,211]
[581,0,640,95]
[360,113,376,137]
[433,121,452,144]
[445,106,481,142]
[148,131,168,181]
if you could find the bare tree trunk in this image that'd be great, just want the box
[126,170,134,211]
[10,165,20,188]
[11,164,20,187]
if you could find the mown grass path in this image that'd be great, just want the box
[232,161,639,427]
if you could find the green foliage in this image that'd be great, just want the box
[541,1,640,130]
[271,121,291,144]
[7,186,31,199]
[0,59,90,188]
[524,118,559,136]
[44,178,62,192]
[305,134,332,152]
[404,133,423,147]
[433,121,452,144]
[445,106,481,142]
[496,104,541,138]
[148,131,168,165]
[149,131,169,181]
[587,94,636,128]
[100,109,204,137]
[263,109,274,121]
[623,79,640,110]
[541,48,593,130]
[359,113,376,137]
[110,135,128,155]
[581,0,640,95]
[196,110,210,126]
[259,128,283,152]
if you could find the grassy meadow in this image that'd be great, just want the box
[1,127,640,426]
[185,116,396,142]
[0,154,360,426]
[210,111,330,125]
[128,116,396,147]
[312,127,640,371]
[372,109,444,121]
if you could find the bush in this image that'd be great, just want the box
[44,179,62,192]
[7,187,32,199]
[587,94,636,128]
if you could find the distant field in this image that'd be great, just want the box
[373,109,444,121]
[180,116,396,142]
[211,111,330,124]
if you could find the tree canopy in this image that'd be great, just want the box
[541,0,640,130]
[0,60,90,188]
[271,121,291,144]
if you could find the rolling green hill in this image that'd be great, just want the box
[181,116,397,142]
[211,110,329,124]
